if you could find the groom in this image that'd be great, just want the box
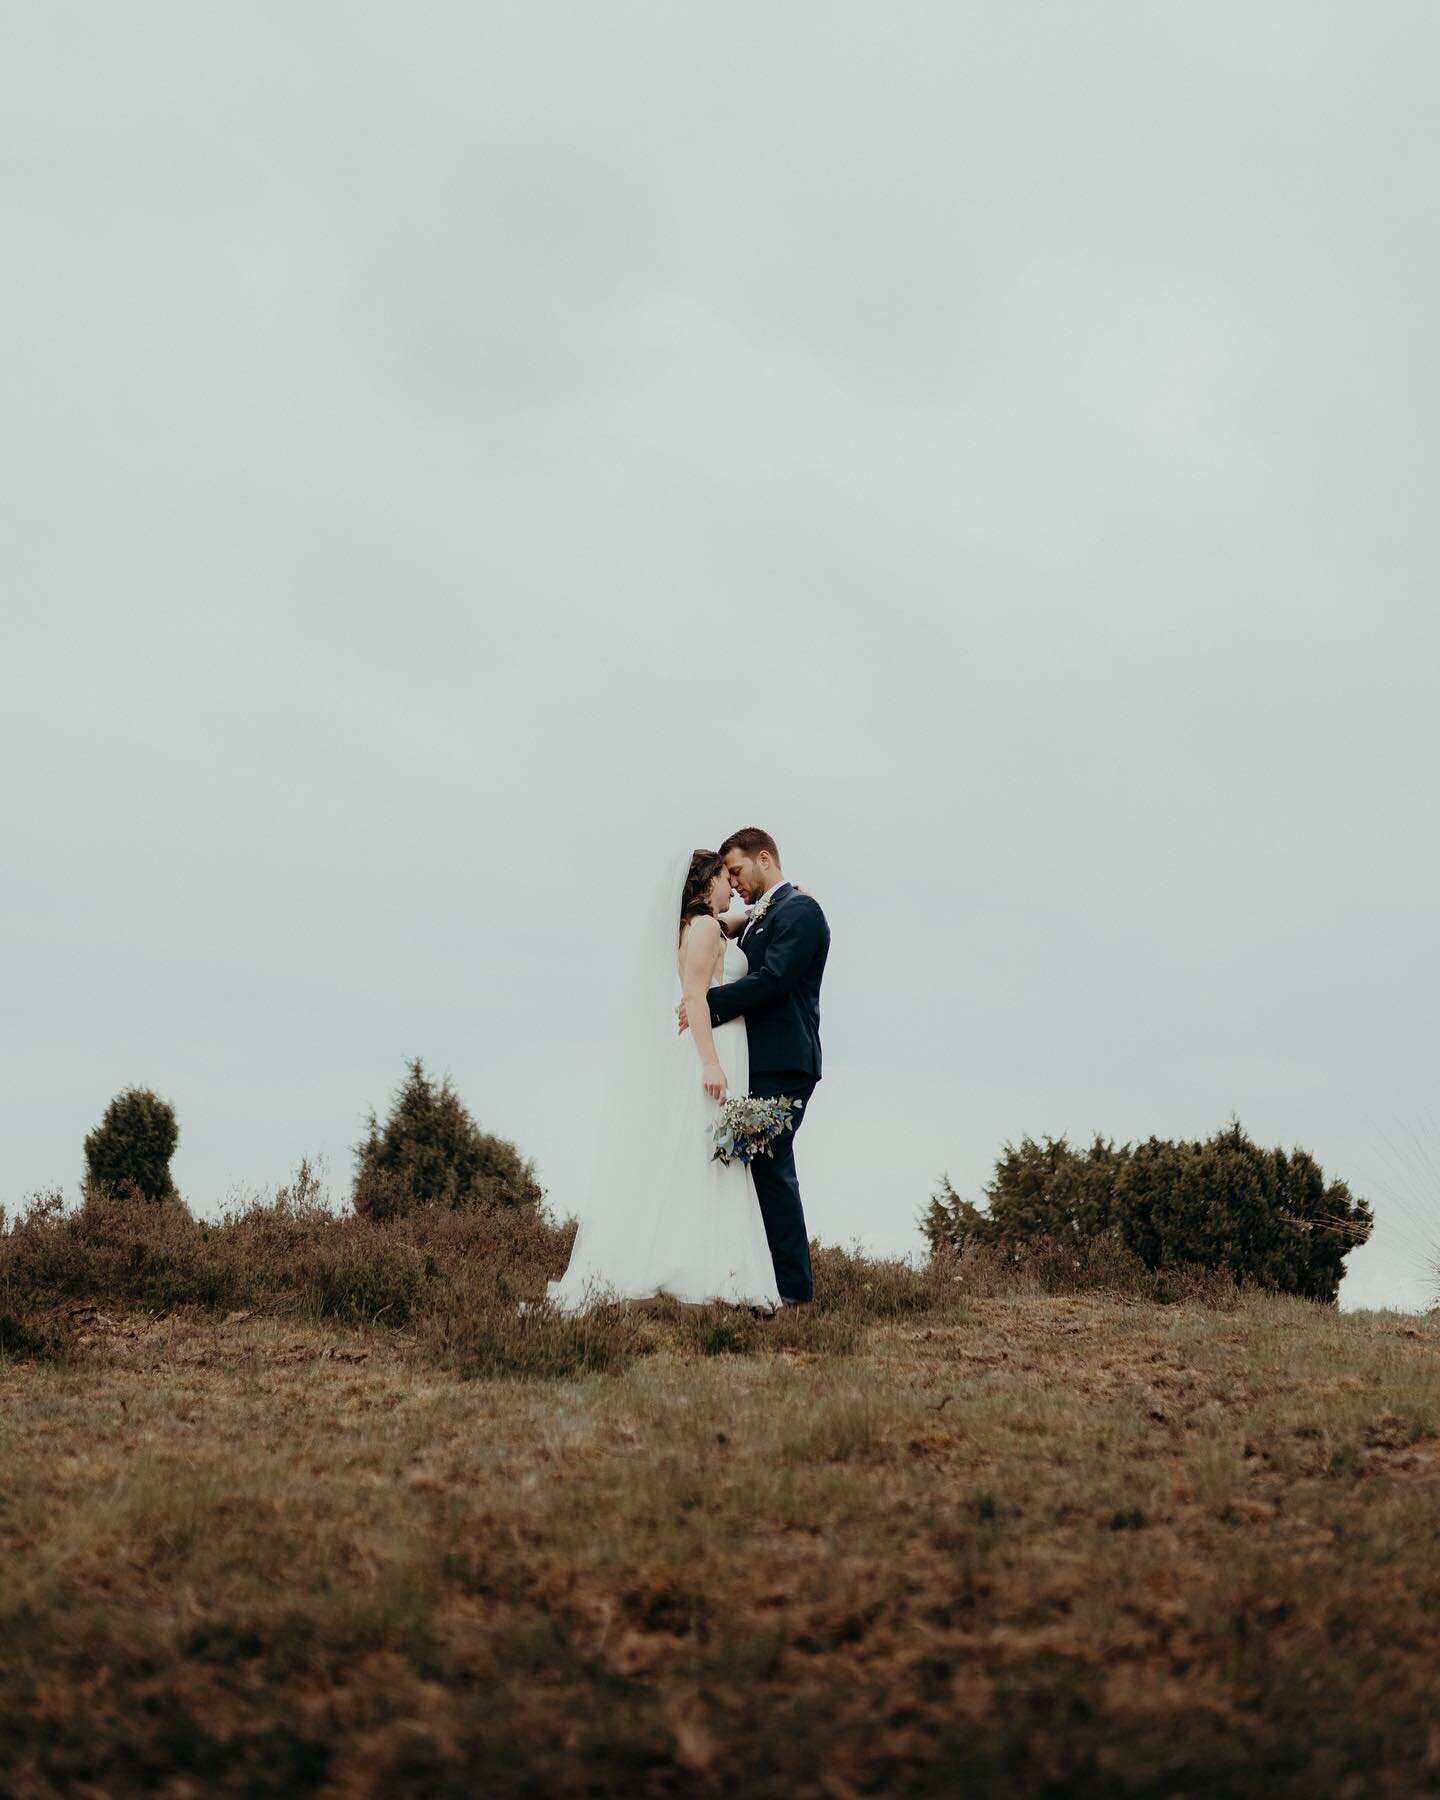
[683,828,830,1306]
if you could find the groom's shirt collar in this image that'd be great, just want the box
[747,879,790,922]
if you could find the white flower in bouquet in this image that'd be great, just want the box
[710,1093,801,1167]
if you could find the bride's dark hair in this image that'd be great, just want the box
[679,849,725,944]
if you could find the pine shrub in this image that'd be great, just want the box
[924,1119,1371,1303]
[83,1087,180,1203]
[353,1058,541,1222]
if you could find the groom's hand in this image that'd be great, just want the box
[676,1000,689,1035]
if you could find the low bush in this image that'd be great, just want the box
[422,1296,654,1380]
[2,1185,206,1310]
[763,1307,861,1356]
[925,1120,1370,1302]
[809,1243,958,1319]
[671,1303,767,1357]
[0,1304,77,1363]
[0,1168,574,1328]
[944,1235,1241,1308]
[1,1169,1245,1384]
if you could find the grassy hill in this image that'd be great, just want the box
[2,1208,1438,1797]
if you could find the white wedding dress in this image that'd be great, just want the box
[547,938,782,1314]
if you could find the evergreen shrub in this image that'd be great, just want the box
[353,1058,541,1222]
[83,1087,180,1203]
[924,1119,1372,1303]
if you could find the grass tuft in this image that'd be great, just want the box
[423,1296,654,1380]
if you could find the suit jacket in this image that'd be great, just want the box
[708,882,830,1078]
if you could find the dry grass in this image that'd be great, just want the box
[3,1209,1439,1796]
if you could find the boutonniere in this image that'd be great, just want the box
[748,888,781,928]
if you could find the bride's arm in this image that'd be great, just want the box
[680,917,728,1101]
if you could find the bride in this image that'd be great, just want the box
[546,847,782,1314]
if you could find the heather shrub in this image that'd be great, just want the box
[672,1302,766,1356]
[0,1305,78,1363]
[211,1171,570,1325]
[83,1087,180,1203]
[924,1120,1370,1303]
[0,1166,575,1328]
[81,1184,225,1309]
[389,1198,571,1284]
[762,1307,861,1355]
[1,1185,210,1310]
[353,1058,542,1222]
[421,1295,654,1380]
[270,1220,428,1325]
[0,1190,72,1299]
[809,1243,957,1319]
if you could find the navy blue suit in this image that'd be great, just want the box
[708,883,830,1302]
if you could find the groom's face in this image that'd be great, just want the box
[723,848,765,904]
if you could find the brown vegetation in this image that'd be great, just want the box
[1,1190,1436,1796]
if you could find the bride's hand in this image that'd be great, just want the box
[702,1061,727,1103]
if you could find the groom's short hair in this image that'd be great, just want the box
[719,827,781,867]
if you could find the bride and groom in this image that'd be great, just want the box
[548,828,830,1314]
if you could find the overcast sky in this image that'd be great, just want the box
[3,3,1436,1311]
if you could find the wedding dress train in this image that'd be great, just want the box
[547,939,781,1313]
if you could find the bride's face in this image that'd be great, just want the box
[706,870,733,915]
[723,850,761,903]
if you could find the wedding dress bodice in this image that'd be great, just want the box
[676,935,748,994]
[719,940,749,985]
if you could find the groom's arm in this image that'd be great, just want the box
[707,897,824,1026]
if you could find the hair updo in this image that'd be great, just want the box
[679,849,725,944]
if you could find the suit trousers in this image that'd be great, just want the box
[747,1070,817,1304]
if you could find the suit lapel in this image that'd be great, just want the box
[741,882,791,948]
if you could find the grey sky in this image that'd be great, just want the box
[4,4,1436,1310]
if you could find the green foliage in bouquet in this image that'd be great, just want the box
[353,1057,541,1222]
[711,1093,800,1166]
[924,1118,1371,1304]
[83,1086,180,1203]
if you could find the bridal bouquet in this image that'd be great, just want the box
[711,1093,801,1167]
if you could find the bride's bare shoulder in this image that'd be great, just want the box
[679,914,722,970]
